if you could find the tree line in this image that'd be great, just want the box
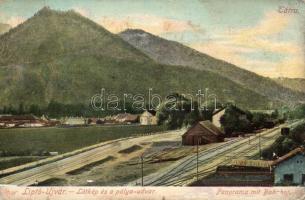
[0,100,146,118]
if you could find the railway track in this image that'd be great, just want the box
[157,132,279,186]
[0,129,184,186]
[140,120,303,186]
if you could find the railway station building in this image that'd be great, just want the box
[182,120,224,145]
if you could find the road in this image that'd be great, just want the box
[0,129,185,186]
[129,120,304,186]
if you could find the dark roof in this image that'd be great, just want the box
[212,107,226,115]
[147,109,156,116]
[199,121,224,136]
[183,120,224,137]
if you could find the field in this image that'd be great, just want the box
[0,125,167,156]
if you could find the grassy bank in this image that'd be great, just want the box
[0,156,45,170]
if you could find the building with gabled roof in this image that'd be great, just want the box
[182,120,224,145]
[195,147,305,186]
[272,146,305,185]
[0,114,47,128]
[115,113,139,123]
[140,110,157,125]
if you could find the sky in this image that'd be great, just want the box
[0,0,304,78]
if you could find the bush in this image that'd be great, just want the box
[262,122,305,160]
[157,95,214,129]
[220,105,253,136]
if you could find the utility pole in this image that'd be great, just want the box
[141,155,144,186]
[259,132,262,159]
[196,136,199,181]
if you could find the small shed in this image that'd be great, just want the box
[182,121,224,146]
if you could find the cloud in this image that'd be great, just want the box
[214,11,299,54]
[233,11,292,37]
[190,11,304,78]
[98,14,204,34]
[6,16,24,27]
[277,54,305,78]
[73,7,90,18]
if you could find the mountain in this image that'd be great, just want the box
[0,8,276,109]
[0,7,150,66]
[119,29,305,104]
[274,78,305,93]
[0,23,11,35]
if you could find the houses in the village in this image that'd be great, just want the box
[0,110,159,128]
[182,120,225,145]
[61,117,86,126]
[87,110,158,125]
[192,146,305,186]
[88,117,105,125]
[140,110,158,125]
[0,114,48,128]
[114,113,139,124]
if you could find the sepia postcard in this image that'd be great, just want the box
[0,0,304,199]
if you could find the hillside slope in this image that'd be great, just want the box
[119,29,305,104]
[0,23,11,35]
[0,8,274,109]
[274,78,305,93]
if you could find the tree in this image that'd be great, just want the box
[220,105,253,136]
[7,104,16,115]
[157,94,203,129]
[2,106,7,114]
[290,104,305,119]
[46,100,65,117]
[262,122,305,160]
[29,104,41,116]
[18,103,25,115]
[252,113,269,129]
[271,109,279,119]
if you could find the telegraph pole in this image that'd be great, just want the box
[141,155,144,186]
[259,132,262,159]
[196,136,199,181]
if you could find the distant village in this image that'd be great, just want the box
[1,103,304,187]
[0,110,158,128]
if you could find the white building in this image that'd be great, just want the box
[273,147,305,185]
[140,111,157,125]
[62,117,86,125]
